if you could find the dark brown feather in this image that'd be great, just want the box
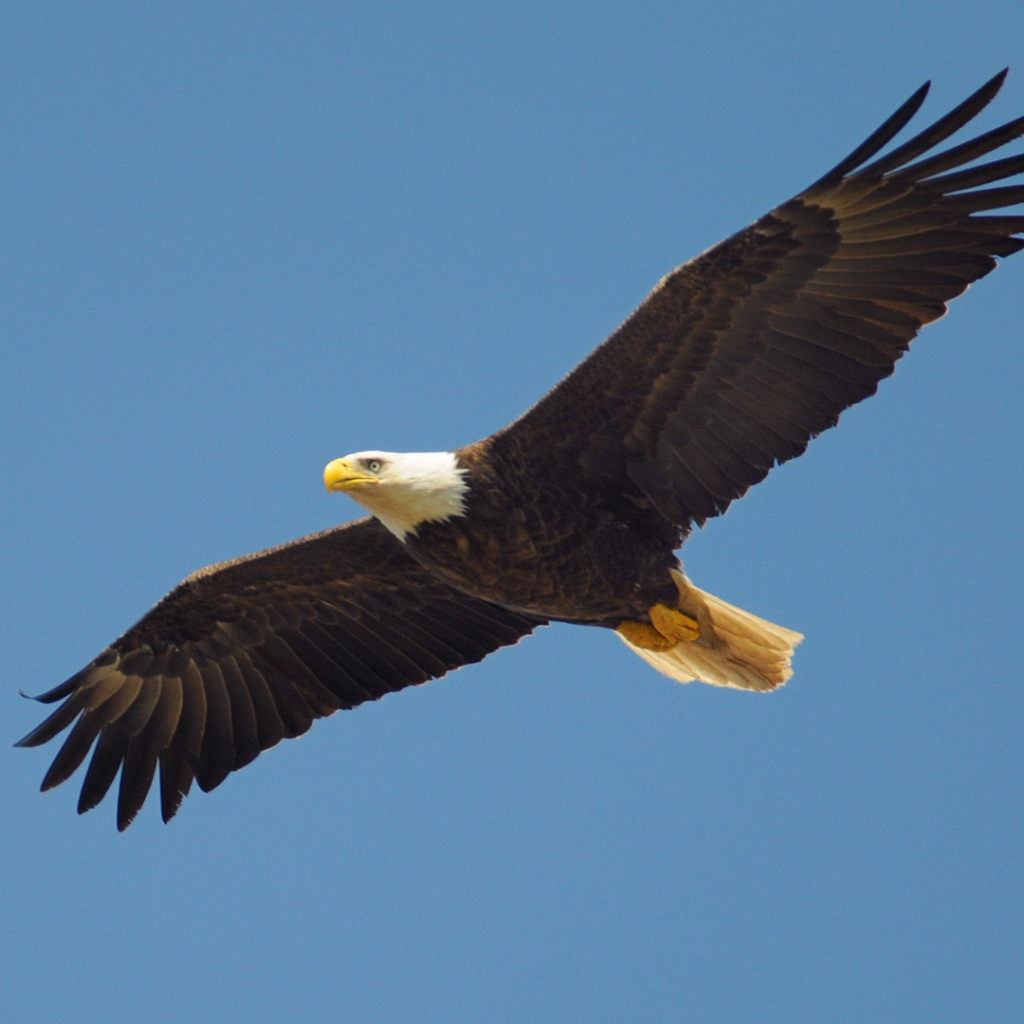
[21,517,544,826]
[497,75,1023,531]
[218,659,260,770]
[118,734,160,831]
[194,662,236,793]
[78,728,128,815]
[41,715,105,792]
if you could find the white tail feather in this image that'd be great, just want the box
[618,570,803,692]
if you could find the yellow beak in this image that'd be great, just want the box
[324,458,378,492]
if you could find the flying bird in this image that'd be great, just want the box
[19,73,1024,830]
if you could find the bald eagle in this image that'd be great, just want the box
[19,73,1024,830]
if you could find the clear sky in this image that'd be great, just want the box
[2,4,1021,1022]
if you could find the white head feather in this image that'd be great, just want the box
[324,450,468,540]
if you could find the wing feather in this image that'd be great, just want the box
[119,733,160,832]
[78,728,128,815]
[41,715,105,792]
[19,517,545,828]
[218,659,260,770]
[497,74,1023,529]
[194,662,236,794]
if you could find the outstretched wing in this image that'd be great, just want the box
[17,517,545,830]
[497,71,1024,530]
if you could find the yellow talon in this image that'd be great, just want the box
[617,604,700,650]
[616,620,676,651]
[649,603,700,644]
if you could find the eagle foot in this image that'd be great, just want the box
[617,604,700,650]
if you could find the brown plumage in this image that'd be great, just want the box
[19,72,1024,829]
[20,519,545,829]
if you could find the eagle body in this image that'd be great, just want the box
[19,73,1024,829]
[403,440,683,626]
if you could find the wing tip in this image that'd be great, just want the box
[808,79,932,188]
[20,680,77,705]
[806,69,1016,193]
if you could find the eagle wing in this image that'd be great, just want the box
[497,72,1024,531]
[17,517,545,830]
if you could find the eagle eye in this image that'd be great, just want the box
[365,459,383,473]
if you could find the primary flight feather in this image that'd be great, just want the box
[19,72,1024,830]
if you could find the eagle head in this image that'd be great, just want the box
[324,450,468,540]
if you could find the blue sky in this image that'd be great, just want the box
[2,4,1021,1022]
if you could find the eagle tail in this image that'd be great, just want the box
[617,570,803,692]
